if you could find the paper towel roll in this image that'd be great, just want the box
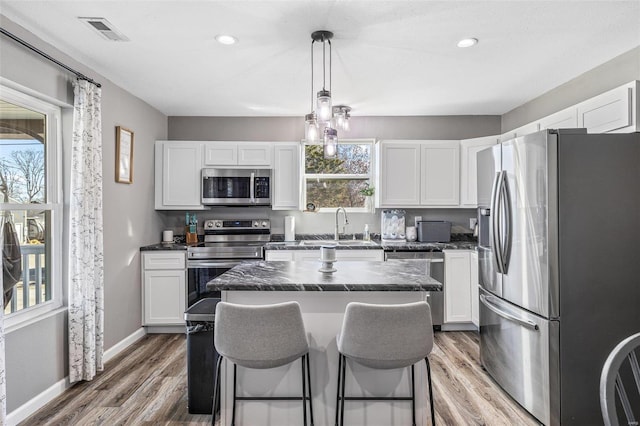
[284,216,295,242]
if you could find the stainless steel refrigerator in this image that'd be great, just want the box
[476,129,640,425]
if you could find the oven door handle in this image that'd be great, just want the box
[188,261,242,269]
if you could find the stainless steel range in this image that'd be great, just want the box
[187,218,270,306]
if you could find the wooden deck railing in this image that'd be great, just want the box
[5,244,47,314]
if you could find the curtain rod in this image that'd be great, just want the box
[0,27,102,88]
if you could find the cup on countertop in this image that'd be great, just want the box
[406,226,417,242]
[162,230,174,243]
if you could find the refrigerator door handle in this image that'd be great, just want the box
[490,172,504,273]
[499,171,512,272]
[480,294,540,331]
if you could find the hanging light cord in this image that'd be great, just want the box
[321,36,326,91]
[310,39,314,111]
[328,38,332,93]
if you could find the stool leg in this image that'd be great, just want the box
[306,353,315,426]
[425,357,435,426]
[211,355,223,426]
[231,363,237,426]
[335,353,342,426]
[301,356,308,426]
[411,364,416,426]
[340,355,347,426]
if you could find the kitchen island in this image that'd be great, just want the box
[207,260,440,426]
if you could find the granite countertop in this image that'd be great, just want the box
[206,259,442,292]
[140,242,188,251]
[264,239,476,251]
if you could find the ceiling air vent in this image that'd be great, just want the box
[79,17,129,42]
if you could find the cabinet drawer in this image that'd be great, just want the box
[143,252,186,270]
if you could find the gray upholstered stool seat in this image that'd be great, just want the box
[212,301,314,426]
[336,301,436,426]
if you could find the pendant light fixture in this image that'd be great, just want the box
[305,30,351,158]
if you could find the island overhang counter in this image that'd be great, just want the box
[207,260,441,426]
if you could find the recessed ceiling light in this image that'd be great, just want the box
[457,38,478,48]
[215,34,237,45]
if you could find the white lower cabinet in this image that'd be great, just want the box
[443,250,472,324]
[265,249,384,262]
[470,251,479,327]
[142,252,186,325]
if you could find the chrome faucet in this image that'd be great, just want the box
[335,207,349,241]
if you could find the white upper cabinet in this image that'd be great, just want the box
[379,140,460,208]
[577,82,635,133]
[204,142,273,166]
[460,136,499,207]
[272,143,301,210]
[155,141,207,210]
[420,141,460,206]
[538,107,578,131]
[379,142,422,206]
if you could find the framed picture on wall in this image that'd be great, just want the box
[115,126,134,184]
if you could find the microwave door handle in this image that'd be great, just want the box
[500,171,512,273]
[490,172,504,273]
[480,294,539,331]
[250,171,255,202]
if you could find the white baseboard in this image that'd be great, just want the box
[5,377,70,426]
[103,327,147,363]
[6,327,147,425]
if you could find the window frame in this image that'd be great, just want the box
[302,138,376,213]
[1,84,63,332]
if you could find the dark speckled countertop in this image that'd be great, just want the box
[206,260,442,292]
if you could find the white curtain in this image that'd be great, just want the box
[68,79,104,383]
[0,283,6,424]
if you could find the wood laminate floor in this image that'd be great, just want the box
[20,332,540,425]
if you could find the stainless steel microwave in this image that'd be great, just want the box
[201,168,271,206]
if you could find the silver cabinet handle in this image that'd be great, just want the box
[480,294,539,331]
[250,171,255,201]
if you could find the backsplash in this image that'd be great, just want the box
[158,207,477,240]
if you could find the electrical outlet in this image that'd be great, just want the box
[469,218,478,229]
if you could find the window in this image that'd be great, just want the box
[1,85,62,329]
[303,139,374,211]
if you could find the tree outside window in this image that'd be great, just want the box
[303,140,374,210]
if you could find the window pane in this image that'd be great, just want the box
[0,100,47,204]
[306,179,369,209]
[305,144,371,174]
[2,209,51,315]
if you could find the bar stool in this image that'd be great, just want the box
[335,301,435,426]
[211,301,314,426]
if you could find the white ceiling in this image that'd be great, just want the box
[1,1,639,117]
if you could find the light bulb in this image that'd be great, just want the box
[317,90,332,122]
[323,127,338,158]
[305,113,319,142]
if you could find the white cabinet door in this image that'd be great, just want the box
[460,136,498,207]
[204,142,273,166]
[470,251,479,327]
[294,250,322,261]
[143,269,186,325]
[204,143,238,165]
[156,141,205,209]
[379,142,421,206]
[577,84,632,133]
[238,143,272,166]
[444,250,472,323]
[272,143,300,210]
[420,141,460,206]
[538,107,578,131]
[336,250,384,261]
[265,251,295,261]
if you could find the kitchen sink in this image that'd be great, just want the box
[299,240,378,247]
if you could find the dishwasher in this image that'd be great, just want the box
[384,250,444,330]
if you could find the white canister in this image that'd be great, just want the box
[284,216,296,242]
[406,226,417,242]
[320,245,336,262]
[162,230,174,243]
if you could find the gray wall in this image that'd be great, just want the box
[1,15,167,413]
[168,115,501,141]
[502,46,640,132]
